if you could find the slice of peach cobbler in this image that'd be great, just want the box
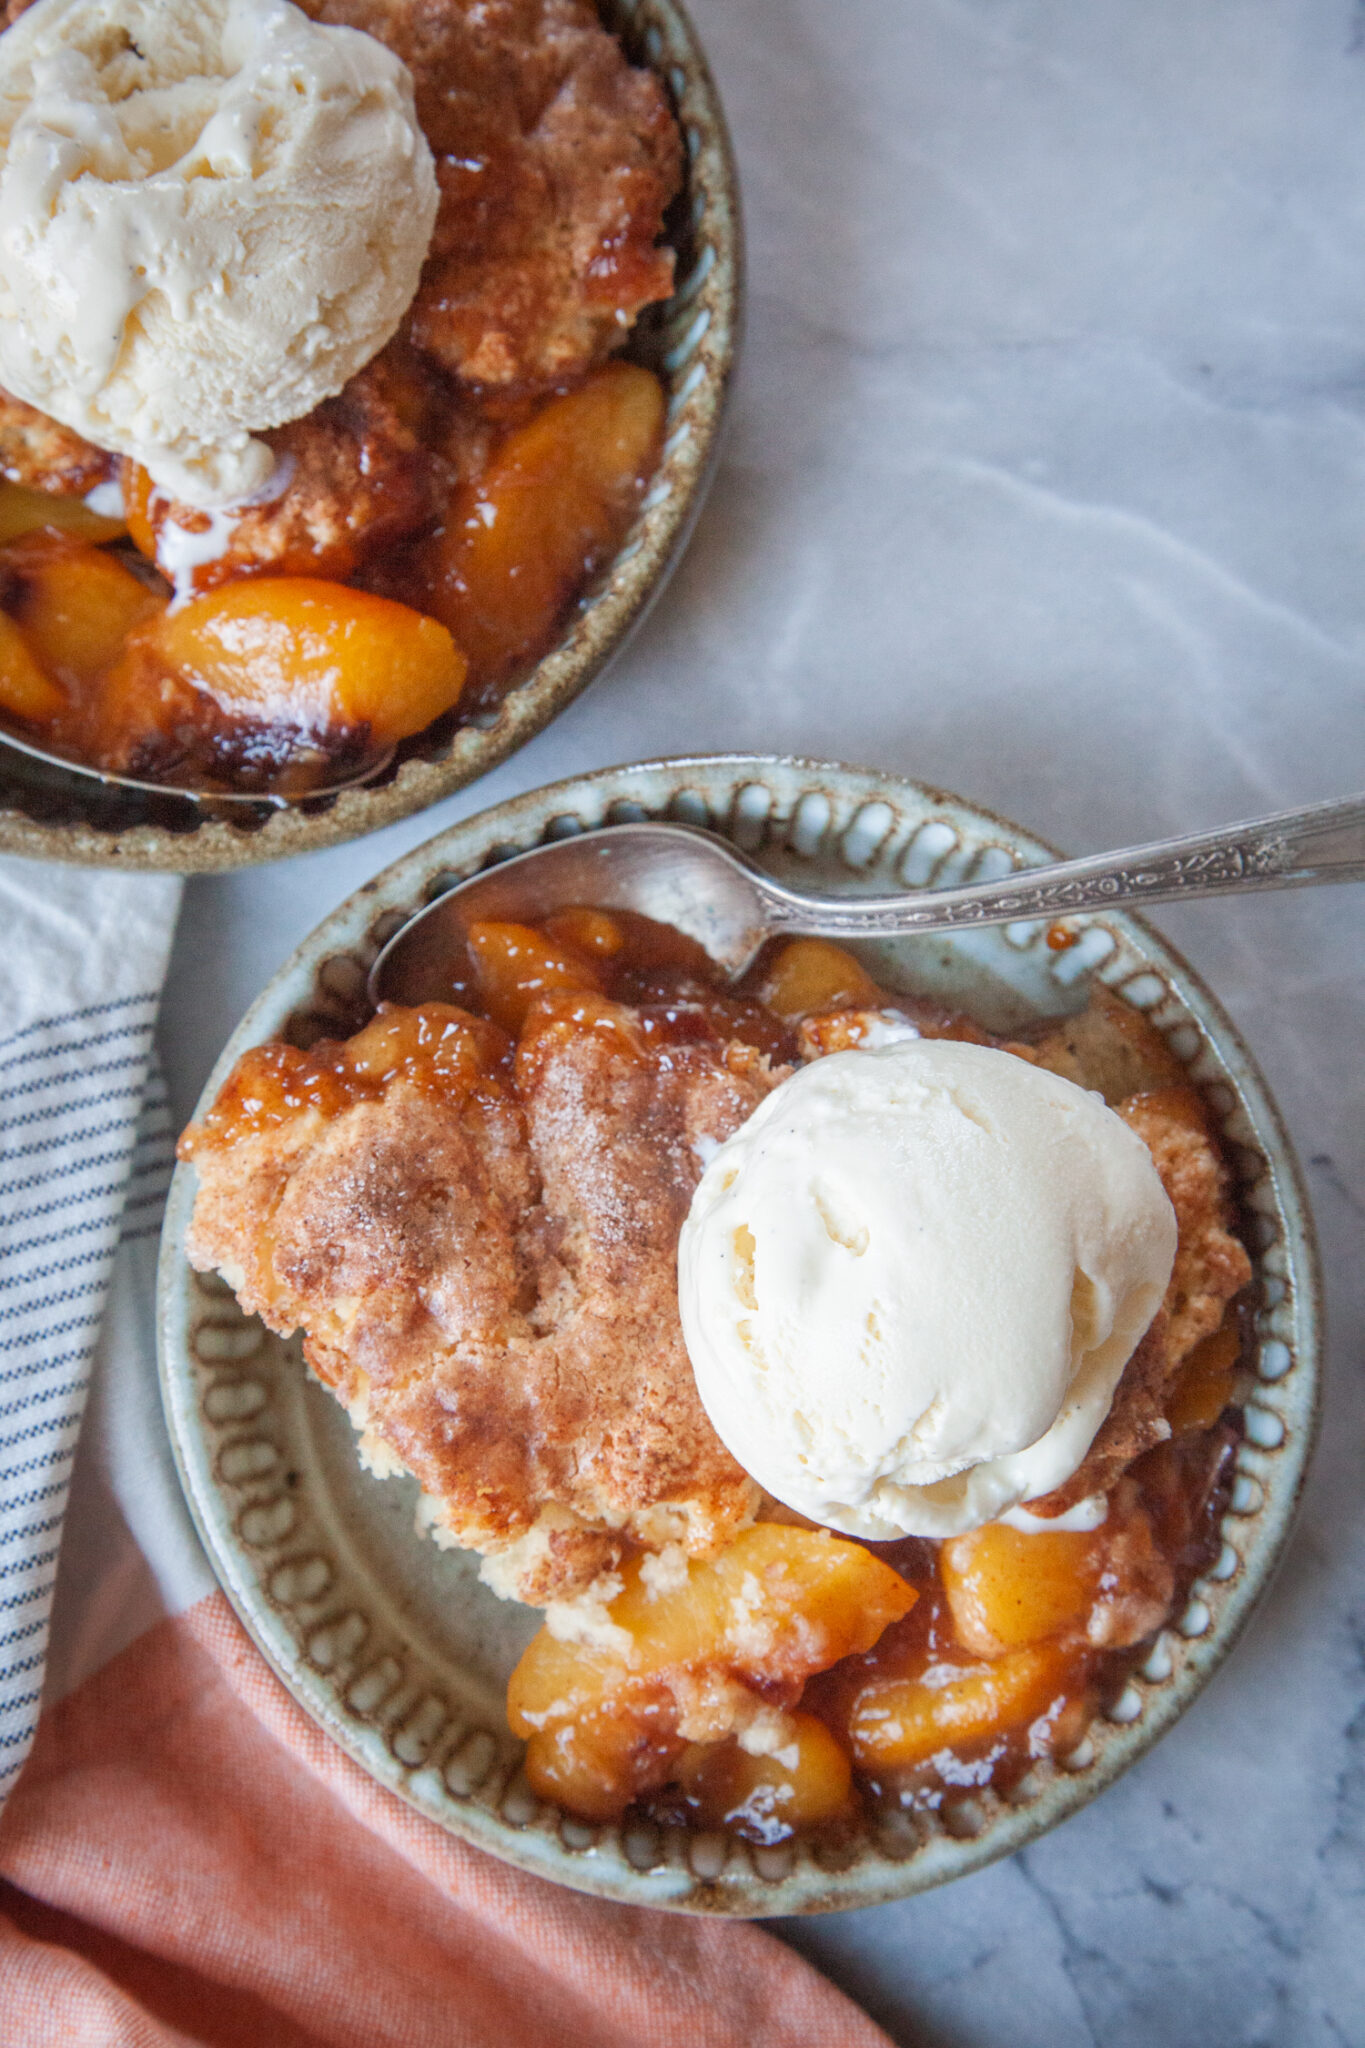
[182,916,1251,1843]
[0,0,683,791]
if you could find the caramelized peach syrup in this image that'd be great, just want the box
[181,1004,512,1156]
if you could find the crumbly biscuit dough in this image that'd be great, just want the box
[186,1010,774,1601]
[304,0,681,389]
[0,384,112,494]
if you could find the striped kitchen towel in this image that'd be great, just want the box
[0,858,181,1807]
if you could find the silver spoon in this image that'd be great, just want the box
[0,725,396,807]
[369,788,1365,1005]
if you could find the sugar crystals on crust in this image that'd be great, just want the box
[183,999,777,1604]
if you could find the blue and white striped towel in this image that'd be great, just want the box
[0,859,180,1806]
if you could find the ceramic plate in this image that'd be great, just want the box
[0,0,739,872]
[157,757,1321,1914]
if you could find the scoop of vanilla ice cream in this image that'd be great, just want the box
[0,0,438,505]
[678,1038,1177,1540]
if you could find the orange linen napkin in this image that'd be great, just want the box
[0,1591,895,2048]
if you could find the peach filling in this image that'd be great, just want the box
[0,480,126,547]
[425,362,665,694]
[0,533,164,732]
[0,360,665,791]
[110,580,468,751]
[181,1002,511,1155]
[754,935,883,1019]
[507,1527,916,1828]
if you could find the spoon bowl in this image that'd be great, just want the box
[369,822,771,1002]
[369,792,1365,1007]
[0,726,397,809]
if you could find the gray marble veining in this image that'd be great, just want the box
[156,1,1365,2040]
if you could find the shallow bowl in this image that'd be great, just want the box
[157,756,1321,1914]
[0,0,738,872]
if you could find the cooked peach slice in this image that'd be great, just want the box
[0,481,125,546]
[679,1714,854,1841]
[0,609,64,723]
[343,1003,511,1095]
[848,1641,1074,1772]
[1166,1317,1241,1434]
[510,1527,911,1823]
[539,907,625,960]
[1,533,164,691]
[181,1041,355,1153]
[755,938,882,1020]
[427,361,664,685]
[507,1526,916,1736]
[122,464,158,563]
[522,1691,686,1821]
[940,1522,1101,1659]
[466,920,602,1036]
[117,579,465,746]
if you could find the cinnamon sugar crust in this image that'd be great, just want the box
[185,1006,775,1602]
[128,347,447,591]
[1118,1086,1254,1364]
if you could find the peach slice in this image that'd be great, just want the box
[466,920,602,1036]
[754,938,882,1020]
[539,907,626,960]
[427,361,664,685]
[522,1691,686,1822]
[0,609,64,723]
[848,1641,1075,1771]
[508,1526,917,1737]
[116,579,465,746]
[1166,1317,1241,1434]
[1,533,164,692]
[940,1522,1102,1659]
[0,481,125,546]
[509,1527,912,1823]
[679,1713,854,1841]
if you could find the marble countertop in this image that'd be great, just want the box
[156,3,1365,2041]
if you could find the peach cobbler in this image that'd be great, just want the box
[0,0,681,793]
[182,909,1253,1845]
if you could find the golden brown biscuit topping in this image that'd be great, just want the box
[184,985,780,1601]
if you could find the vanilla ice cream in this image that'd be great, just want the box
[0,0,438,505]
[678,1039,1177,1539]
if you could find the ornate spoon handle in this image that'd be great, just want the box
[759,792,1365,940]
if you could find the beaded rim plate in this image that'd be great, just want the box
[0,0,740,872]
[157,756,1322,1916]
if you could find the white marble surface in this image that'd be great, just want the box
[155,3,1365,2041]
